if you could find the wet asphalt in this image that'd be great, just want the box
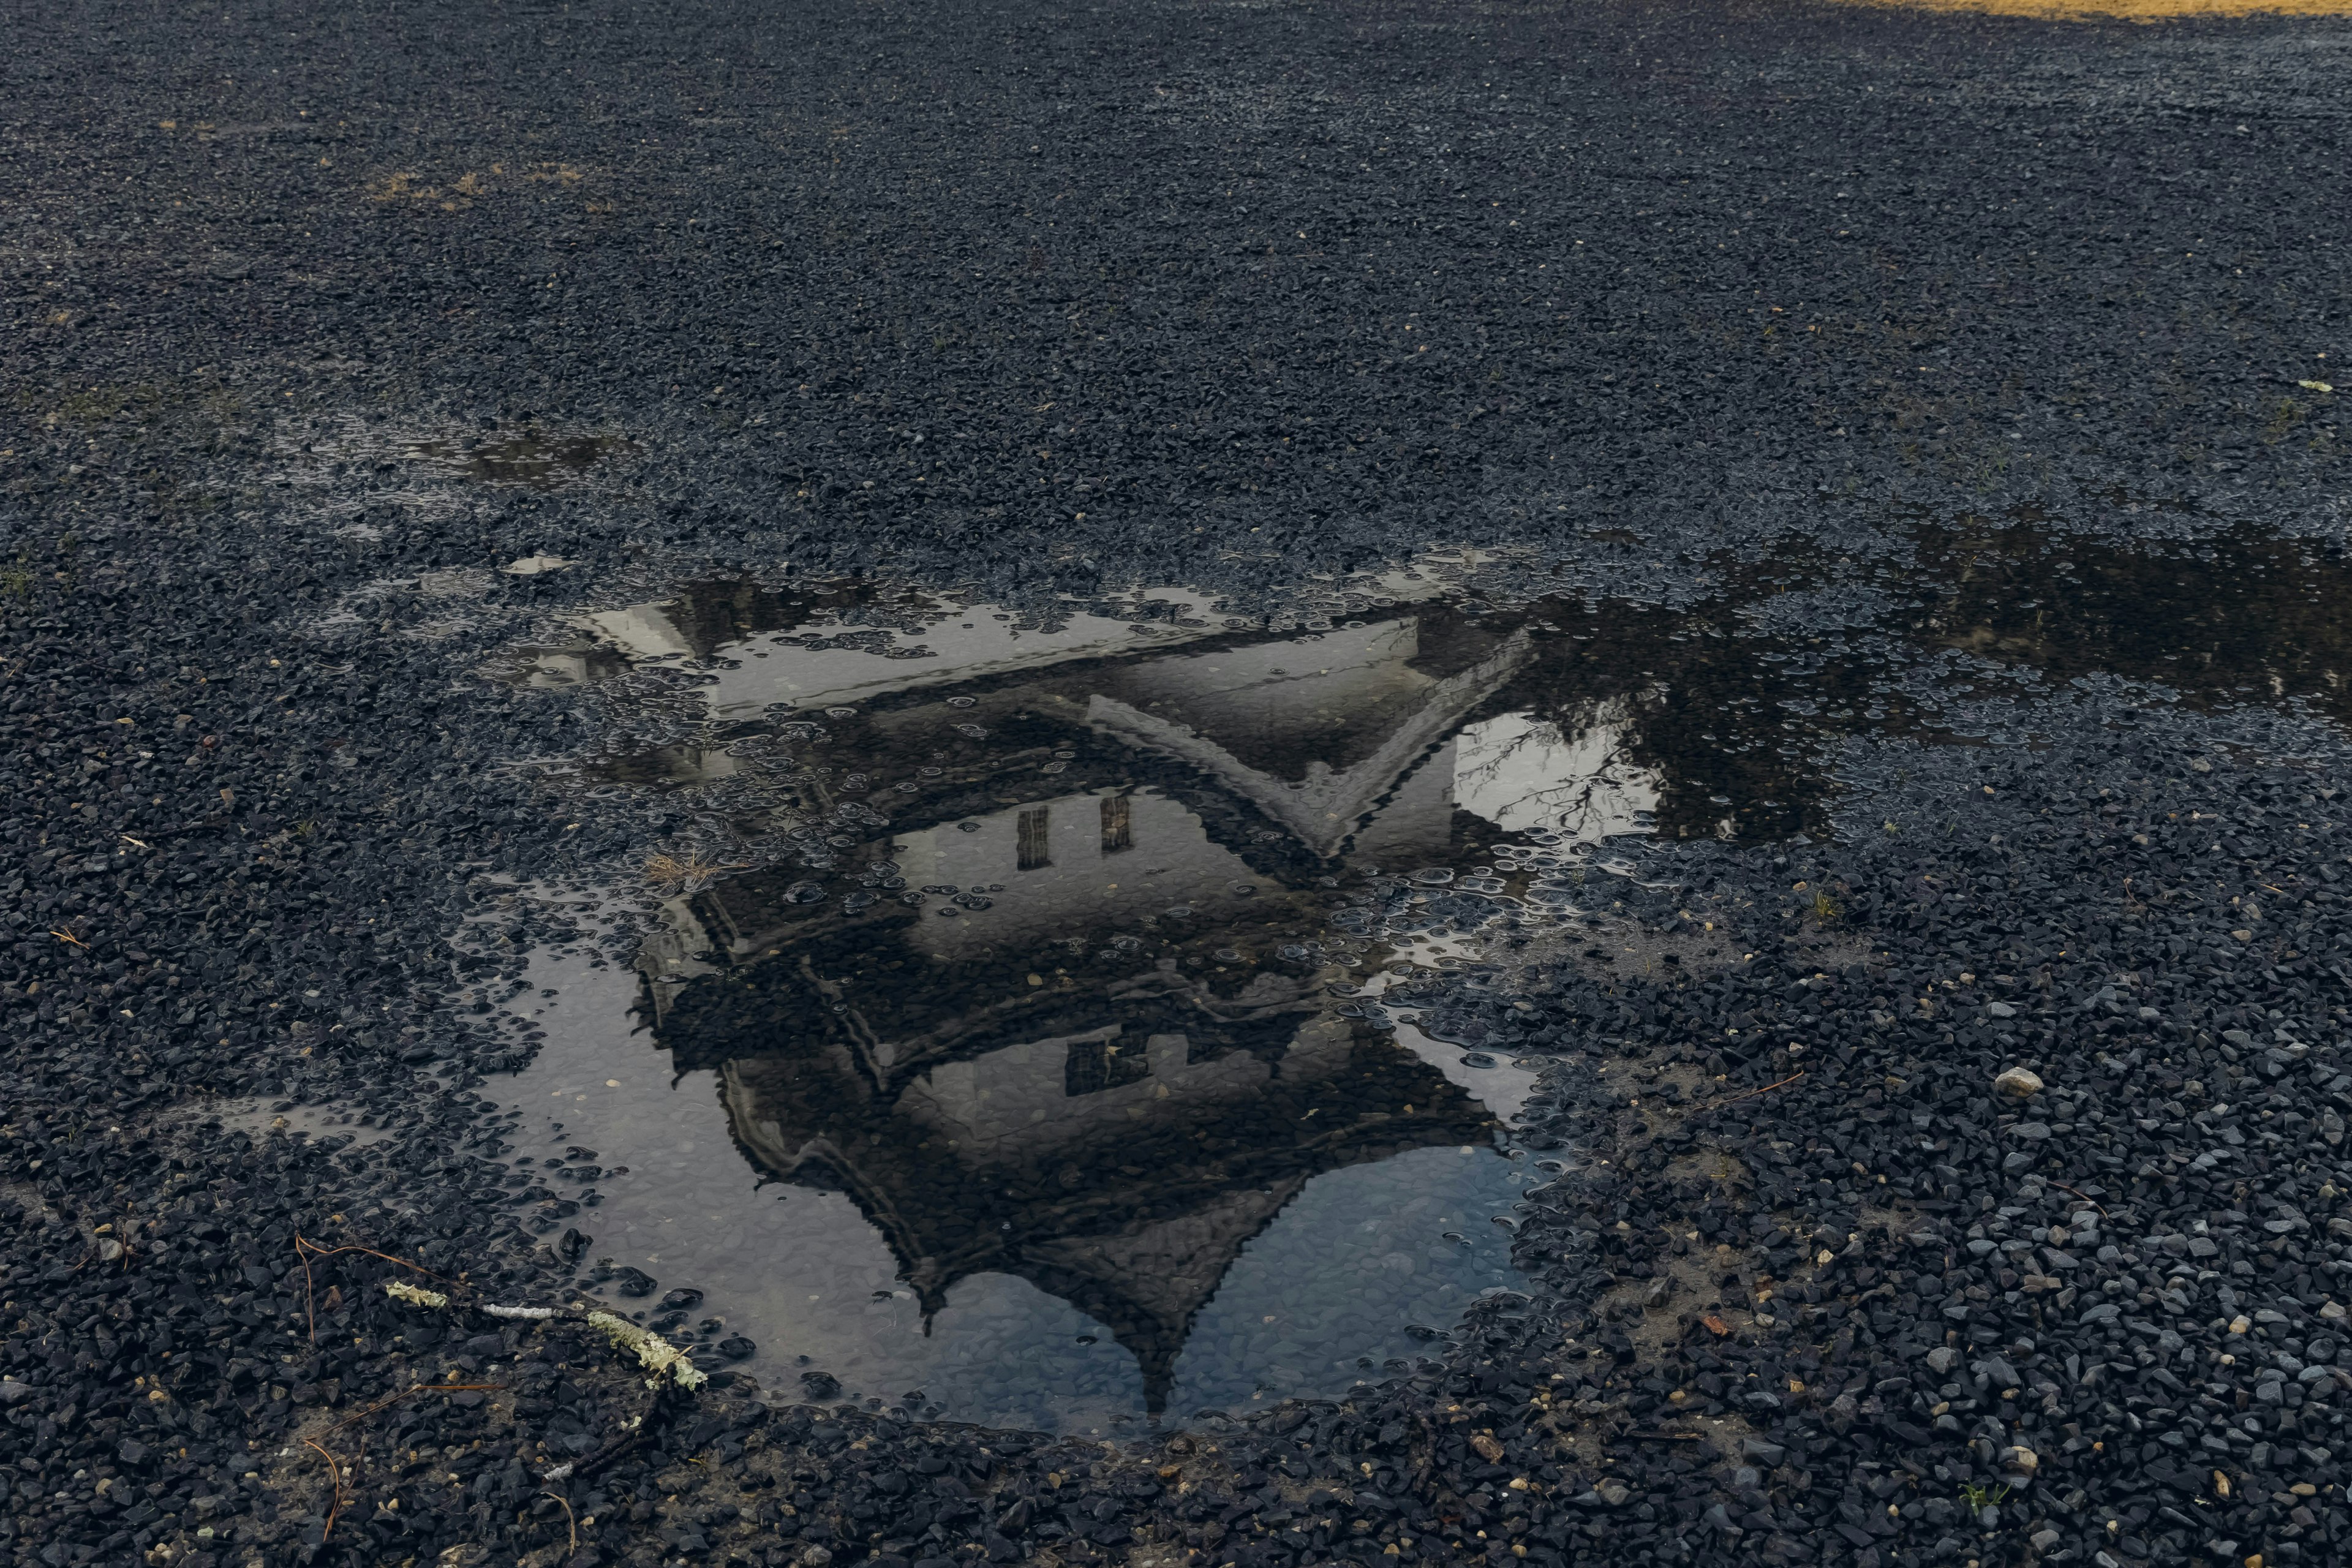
[5,2,2352,1567]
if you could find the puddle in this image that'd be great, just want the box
[402,428,638,489]
[499,522,2352,847]
[496,927,1534,1433]
[1910,521,2352,728]
[265,416,639,514]
[463,521,2348,1433]
[171,1096,398,1153]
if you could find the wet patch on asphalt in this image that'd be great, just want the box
[375,518,2352,1438]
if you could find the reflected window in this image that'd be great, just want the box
[1065,1038,1151,1096]
[1017,807,1052,870]
[1100,793,1133,855]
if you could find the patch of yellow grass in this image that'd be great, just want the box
[643,850,736,895]
[1835,0,2352,18]
[366,163,590,210]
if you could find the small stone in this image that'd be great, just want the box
[2231,1317,2253,1335]
[797,1550,835,1568]
[1994,1067,2045,1098]
[1926,1347,1958,1373]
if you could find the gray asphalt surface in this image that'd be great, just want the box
[4,3,2351,1568]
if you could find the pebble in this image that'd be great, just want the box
[1994,1065,2047,1098]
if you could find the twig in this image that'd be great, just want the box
[1623,1431,1704,1442]
[328,1381,504,1435]
[544,1490,579,1554]
[293,1234,451,1344]
[304,1439,345,1542]
[2048,1181,2108,1218]
[544,1428,648,1485]
[543,1389,680,1484]
[1702,1071,1806,1111]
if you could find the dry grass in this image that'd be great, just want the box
[1834,0,2352,17]
[643,851,736,895]
[366,162,589,211]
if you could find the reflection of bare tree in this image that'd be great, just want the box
[1487,607,1866,843]
[1451,699,1662,843]
[1448,714,1550,796]
[1551,747,1654,844]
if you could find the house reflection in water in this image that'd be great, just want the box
[659,928,1494,1412]
[497,527,2352,1419]
[541,579,1664,1413]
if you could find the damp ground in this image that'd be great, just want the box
[434,519,2352,1434]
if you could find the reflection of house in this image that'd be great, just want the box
[563,580,1676,1406]
[633,782,1309,1023]
[619,608,1562,1023]
[659,928,1493,1412]
[1085,622,1539,856]
[560,592,1662,878]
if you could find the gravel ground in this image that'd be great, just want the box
[5,2,2351,1567]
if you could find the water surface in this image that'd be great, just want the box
[468,523,2351,1430]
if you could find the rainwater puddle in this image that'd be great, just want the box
[468,522,2350,1433]
[266,415,640,508]
[402,428,638,489]
[173,1097,398,1153]
[496,925,1534,1433]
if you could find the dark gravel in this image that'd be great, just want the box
[4,2,2351,1567]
